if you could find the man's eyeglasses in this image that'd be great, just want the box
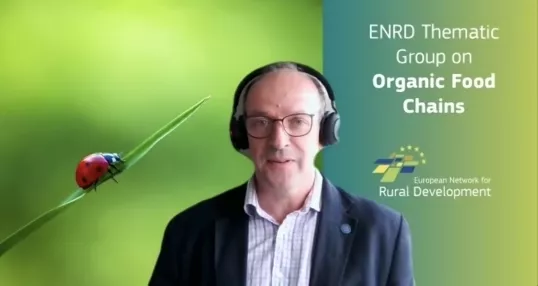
[244,113,315,138]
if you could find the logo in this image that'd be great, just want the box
[373,145,427,183]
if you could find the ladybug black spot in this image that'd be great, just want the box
[85,162,91,167]
[95,166,103,172]
[82,177,87,183]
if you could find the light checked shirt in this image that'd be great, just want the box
[243,169,323,286]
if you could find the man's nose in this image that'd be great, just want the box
[268,122,290,149]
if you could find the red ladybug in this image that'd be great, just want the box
[75,153,121,191]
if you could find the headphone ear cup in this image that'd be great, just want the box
[230,117,249,150]
[319,112,340,146]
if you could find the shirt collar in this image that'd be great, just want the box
[243,168,323,216]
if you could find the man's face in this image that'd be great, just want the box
[244,69,323,188]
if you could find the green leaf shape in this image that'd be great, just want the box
[0,95,212,258]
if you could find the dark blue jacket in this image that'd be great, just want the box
[149,176,415,286]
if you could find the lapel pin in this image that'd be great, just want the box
[340,223,351,234]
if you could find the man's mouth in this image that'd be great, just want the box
[267,159,292,164]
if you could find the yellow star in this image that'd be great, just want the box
[420,152,424,157]
[407,145,412,150]
[414,147,419,151]
[422,159,426,164]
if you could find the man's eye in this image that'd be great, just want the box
[251,119,269,126]
[289,117,307,125]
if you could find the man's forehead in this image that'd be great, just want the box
[244,70,321,115]
[246,70,320,103]
[250,70,317,92]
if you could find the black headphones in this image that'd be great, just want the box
[229,61,340,151]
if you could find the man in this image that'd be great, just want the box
[149,61,415,286]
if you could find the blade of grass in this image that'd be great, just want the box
[0,95,211,258]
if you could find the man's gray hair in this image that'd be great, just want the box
[233,62,334,119]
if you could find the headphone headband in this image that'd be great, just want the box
[232,61,337,119]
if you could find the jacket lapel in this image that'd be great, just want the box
[214,185,249,286]
[309,179,358,286]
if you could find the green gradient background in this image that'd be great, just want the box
[0,1,322,285]
[324,0,537,286]
[1,1,536,286]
